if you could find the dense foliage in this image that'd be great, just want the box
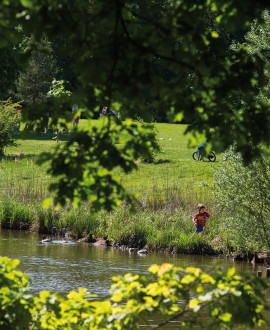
[0,45,19,100]
[1,0,270,208]
[0,256,269,329]
[37,116,160,210]
[214,150,270,251]
[245,10,270,103]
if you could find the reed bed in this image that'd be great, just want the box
[0,174,216,253]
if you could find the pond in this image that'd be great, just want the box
[0,229,267,328]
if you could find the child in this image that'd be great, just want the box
[195,141,206,161]
[193,203,210,233]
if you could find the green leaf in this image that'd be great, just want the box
[219,313,232,322]
[42,198,52,209]
[227,268,235,278]
[189,298,201,309]
[20,0,33,8]
[211,31,219,38]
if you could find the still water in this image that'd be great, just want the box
[0,229,267,328]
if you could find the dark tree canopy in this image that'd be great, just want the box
[1,0,270,209]
[0,46,19,100]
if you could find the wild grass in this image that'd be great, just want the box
[0,180,217,253]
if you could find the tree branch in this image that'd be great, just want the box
[117,2,201,78]
[148,309,187,329]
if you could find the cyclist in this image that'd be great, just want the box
[195,141,206,161]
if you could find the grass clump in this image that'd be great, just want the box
[0,199,32,229]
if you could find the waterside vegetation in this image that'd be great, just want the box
[1,256,269,330]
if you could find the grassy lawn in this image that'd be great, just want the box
[122,123,217,194]
[1,120,219,200]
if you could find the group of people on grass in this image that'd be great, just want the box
[100,106,119,117]
[15,104,122,133]
[44,108,79,133]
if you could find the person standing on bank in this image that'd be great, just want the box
[192,203,210,233]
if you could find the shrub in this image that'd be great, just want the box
[214,150,270,251]
[0,99,20,158]
[0,257,34,329]
[0,256,269,329]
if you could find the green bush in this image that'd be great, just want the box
[0,256,269,329]
[0,257,34,329]
[0,199,32,229]
[214,151,270,251]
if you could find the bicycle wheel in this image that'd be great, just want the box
[192,152,198,160]
[208,151,216,162]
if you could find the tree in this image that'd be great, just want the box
[0,0,270,209]
[0,99,20,157]
[14,37,58,107]
[51,36,79,93]
[47,78,71,99]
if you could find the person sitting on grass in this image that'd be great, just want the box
[192,203,210,233]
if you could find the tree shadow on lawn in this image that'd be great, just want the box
[13,132,71,141]
[153,159,171,165]
[3,154,37,161]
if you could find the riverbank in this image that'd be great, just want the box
[2,195,269,264]
[0,188,217,253]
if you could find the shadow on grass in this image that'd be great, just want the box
[13,132,71,141]
[153,159,171,165]
[192,159,220,164]
[3,154,38,161]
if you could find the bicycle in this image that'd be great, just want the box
[192,150,216,162]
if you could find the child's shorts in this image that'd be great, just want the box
[195,225,203,233]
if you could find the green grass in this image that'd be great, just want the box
[0,120,223,253]
[2,120,217,196]
[119,123,216,194]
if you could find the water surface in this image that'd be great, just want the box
[0,229,261,297]
[0,229,267,329]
